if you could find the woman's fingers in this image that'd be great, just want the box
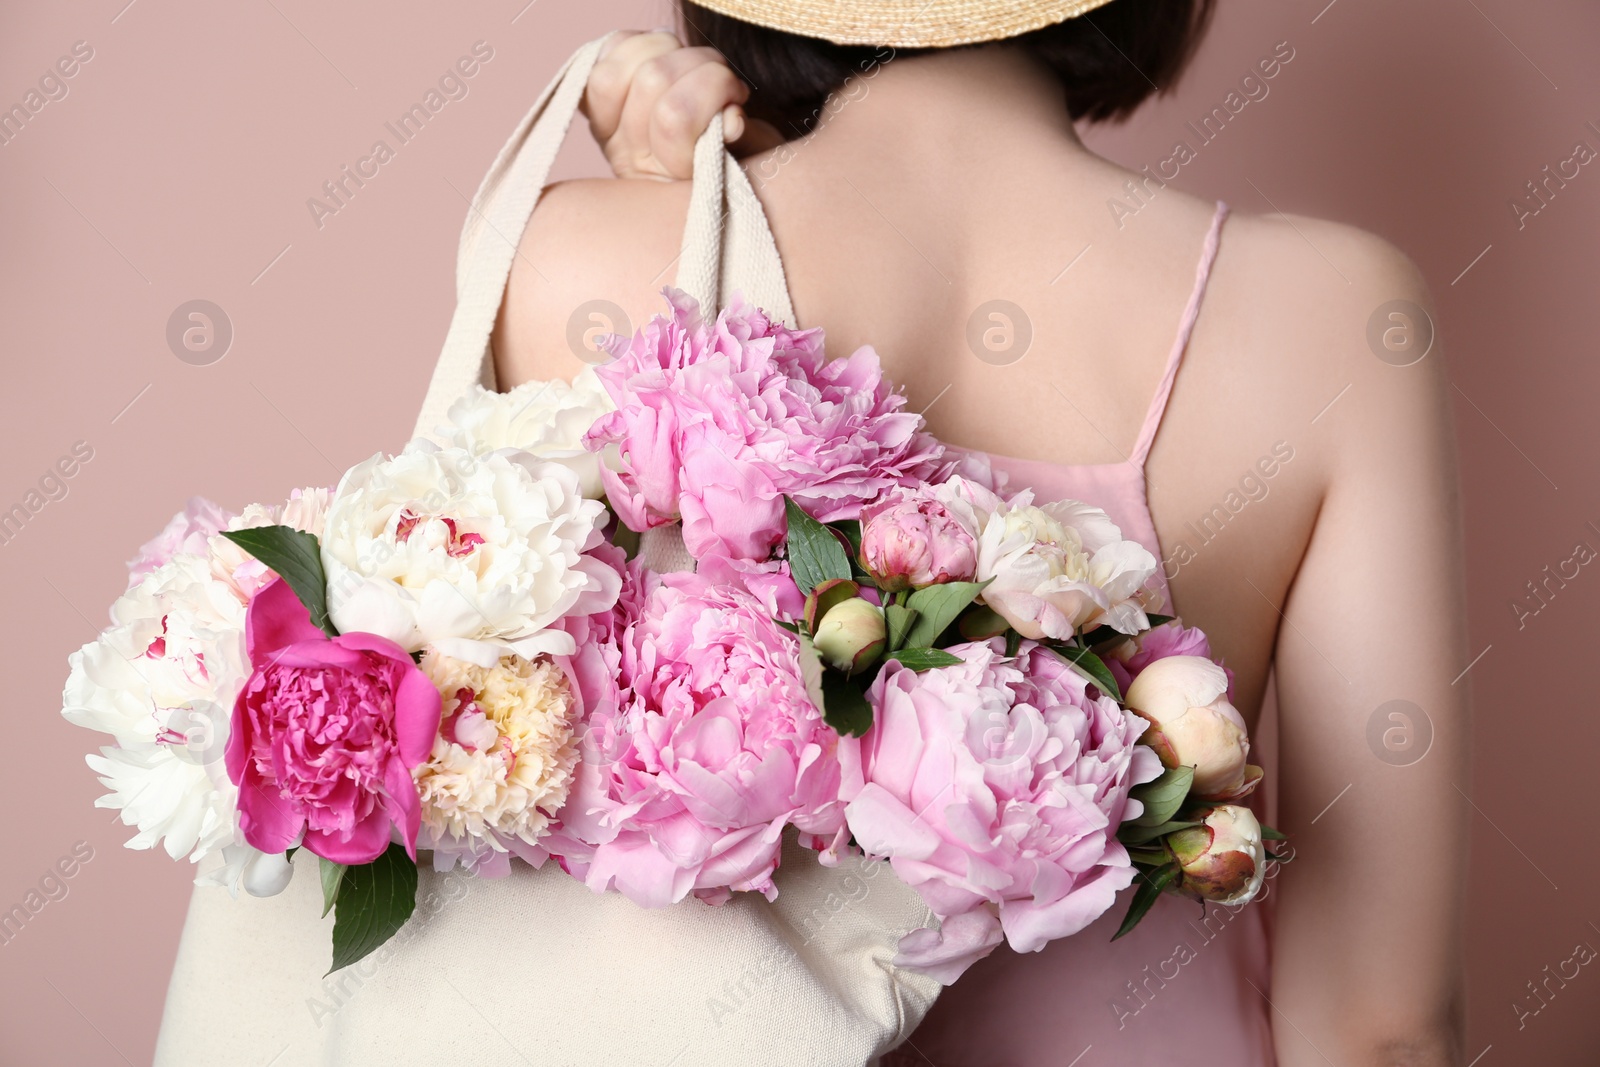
[584,31,681,146]
[586,34,751,181]
[647,59,750,178]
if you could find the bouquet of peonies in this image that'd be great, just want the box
[63,289,1284,980]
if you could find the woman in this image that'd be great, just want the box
[156,3,1467,1064]
[497,3,1469,1064]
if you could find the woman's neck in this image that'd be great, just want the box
[806,44,1089,159]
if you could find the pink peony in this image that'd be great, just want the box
[839,639,1163,983]
[583,289,944,561]
[546,562,844,907]
[858,484,978,591]
[225,579,441,865]
[127,497,232,588]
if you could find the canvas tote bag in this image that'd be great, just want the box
[155,35,941,1067]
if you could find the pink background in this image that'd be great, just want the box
[2,0,1596,1063]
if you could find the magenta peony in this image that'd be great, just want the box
[839,639,1163,983]
[225,579,441,865]
[582,289,944,561]
[858,484,978,591]
[127,496,232,588]
[546,562,845,907]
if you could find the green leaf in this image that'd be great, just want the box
[957,604,1009,641]
[1125,846,1171,867]
[831,519,863,560]
[1118,819,1200,847]
[902,581,988,649]
[327,842,417,975]
[1259,825,1288,841]
[1078,624,1122,647]
[1045,643,1122,702]
[820,669,874,737]
[1113,863,1179,941]
[220,526,337,637]
[319,857,347,919]
[1146,614,1175,628]
[884,603,917,652]
[1128,765,1195,828]
[888,647,964,672]
[784,498,853,595]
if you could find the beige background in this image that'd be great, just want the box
[2,0,1596,1063]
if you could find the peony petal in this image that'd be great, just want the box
[894,908,1006,985]
[845,782,943,861]
[244,578,325,658]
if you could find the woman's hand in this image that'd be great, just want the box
[583,31,780,180]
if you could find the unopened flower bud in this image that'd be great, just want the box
[1167,805,1266,906]
[242,848,296,898]
[813,598,887,675]
[1125,655,1261,801]
[859,487,977,592]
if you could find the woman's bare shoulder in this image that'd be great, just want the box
[1201,205,1445,451]
[495,177,694,387]
[1152,203,1449,560]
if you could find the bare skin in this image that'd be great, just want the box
[494,36,1468,1066]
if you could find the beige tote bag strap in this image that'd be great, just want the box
[676,111,797,325]
[413,35,798,443]
[411,35,609,439]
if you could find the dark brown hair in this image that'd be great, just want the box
[680,0,1214,135]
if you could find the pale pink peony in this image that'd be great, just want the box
[839,639,1163,983]
[858,484,978,591]
[938,477,1158,639]
[583,289,944,561]
[546,561,845,907]
[225,579,441,865]
[127,497,233,588]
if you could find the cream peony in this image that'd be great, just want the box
[437,371,616,499]
[63,554,248,862]
[1168,804,1268,906]
[414,650,581,862]
[939,477,1157,639]
[1124,655,1260,801]
[320,442,621,665]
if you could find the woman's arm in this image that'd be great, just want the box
[1270,228,1469,1064]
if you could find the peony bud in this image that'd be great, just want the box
[1167,805,1266,906]
[813,598,887,675]
[1124,655,1261,801]
[859,487,978,592]
[242,849,296,898]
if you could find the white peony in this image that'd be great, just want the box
[436,371,615,499]
[62,553,248,863]
[320,441,620,665]
[939,477,1158,639]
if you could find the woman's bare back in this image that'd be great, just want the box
[494,41,1467,1063]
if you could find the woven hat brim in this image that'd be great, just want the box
[686,0,1120,48]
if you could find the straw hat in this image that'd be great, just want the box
[686,0,1119,48]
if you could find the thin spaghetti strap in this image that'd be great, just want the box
[1129,201,1230,467]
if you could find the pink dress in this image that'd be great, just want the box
[887,203,1277,1067]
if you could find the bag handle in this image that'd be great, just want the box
[412,35,796,440]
